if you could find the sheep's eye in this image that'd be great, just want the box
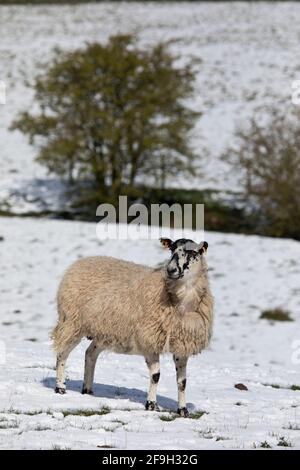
[187,250,197,256]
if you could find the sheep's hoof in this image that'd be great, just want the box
[55,387,66,395]
[145,400,160,411]
[81,387,94,395]
[177,407,189,418]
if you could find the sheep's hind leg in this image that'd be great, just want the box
[145,354,160,411]
[82,340,102,395]
[55,338,81,394]
[173,355,189,417]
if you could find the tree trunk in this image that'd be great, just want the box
[91,153,106,190]
[160,154,166,190]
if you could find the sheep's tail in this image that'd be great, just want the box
[51,317,82,354]
[51,282,83,353]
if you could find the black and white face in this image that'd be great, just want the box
[160,238,208,280]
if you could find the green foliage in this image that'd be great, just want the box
[159,414,176,422]
[189,410,207,419]
[290,385,300,391]
[159,409,207,421]
[260,441,272,448]
[62,407,110,417]
[68,184,254,234]
[265,383,280,389]
[260,308,293,322]
[263,383,300,391]
[277,436,292,447]
[1,183,257,237]
[225,108,300,240]
[12,34,199,204]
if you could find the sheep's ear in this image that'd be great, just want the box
[160,238,173,250]
[198,241,208,255]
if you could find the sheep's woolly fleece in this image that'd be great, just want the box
[53,253,213,358]
[0,217,300,450]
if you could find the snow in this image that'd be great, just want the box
[0,216,300,449]
[1,2,300,211]
[1,1,300,450]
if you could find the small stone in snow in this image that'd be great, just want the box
[235,383,248,391]
[0,236,4,242]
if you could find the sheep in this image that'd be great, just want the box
[52,237,214,417]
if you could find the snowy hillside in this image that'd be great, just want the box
[1,2,300,212]
[0,216,299,449]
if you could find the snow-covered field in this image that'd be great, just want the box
[0,216,300,449]
[1,1,300,450]
[1,2,300,211]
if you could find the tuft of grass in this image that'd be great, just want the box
[260,308,293,322]
[260,441,272,448]
[52,445,72,451]
[277,436,292,447]
[159,410,208,421]
[34,425,53,432]
[264,383,280,389]
[6,408,52,416]
[0,421,19,429]
[262,383,300,391]
[189,410,208,419]
[159,415,176,422]
[286,423,300,431]
[62,407,110,418]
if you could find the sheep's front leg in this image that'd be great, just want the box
[173,355,189,417]
[82,340,102,395]
[145,354,160,411]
